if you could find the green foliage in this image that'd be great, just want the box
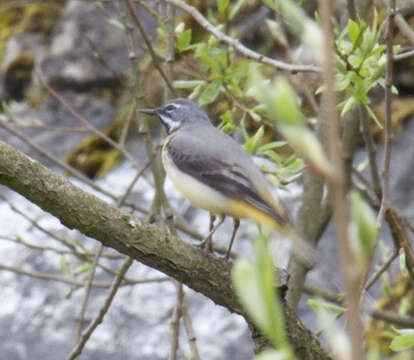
[247,69,332,175]
[217,0,230,13]
[390,329,414,351]
[307,298,346,315]
[334,10,395,126]
[350,190,378,269]
[232,233,293,358]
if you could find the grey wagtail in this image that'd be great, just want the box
[140,98,289,258]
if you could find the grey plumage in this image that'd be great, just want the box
[166,123,288,224]
[140,98,289,225]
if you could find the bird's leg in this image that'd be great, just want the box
[200,214,225,251]
[225,218,240,260]
[209,213,216,232]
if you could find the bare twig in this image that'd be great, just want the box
[372,308,414,328]
[395,12,414,45]
[75,245,104,342]
[0,262,131,288]
[377,0,396,229]
[386,210,414,281]
[359,107,382,197]
[66,256,134,360]
[118,101,135,148]
[85,34,124,85]
[318,0,363,358]
[347,0,357,20]
[394,48,414,61]
[169,281,184,360]
[363,249,398,292]
[166,0,320,73]
[0,119,121,201]
[304,283,414,328]
[36,70,142,169]
[182,306,200,360]
[73,136,151,349]
[164,2,175,100]
[125,0,176,96]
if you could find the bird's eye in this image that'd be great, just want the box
[165,105,176,113]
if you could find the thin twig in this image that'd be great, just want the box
[169,281,184,360]
[377,0,396,229]
[0,193,85,255]
[0,121,111,196]
[372,308,414,328]
[85,34,125,85]
[75,245,104,342]
[66,256,134,360]
[304,283,414,328]
[363,249,398,292]
[359,106,382,197]
[318,0,363,358]
[118,101,135,148]
[73,139,151,349]
[164,2,175,100]
[395,12,414,45]
[347,0,357,20]
[125,0,177,95]
[36,70,142,169]
[386,209,414,282]
[0,262,124,288]
[166,0,319,73]
[182,306,200,360]
[394,48,414,61]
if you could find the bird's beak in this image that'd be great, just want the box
[139,108,158,116]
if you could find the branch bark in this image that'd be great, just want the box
[0,140,331,360]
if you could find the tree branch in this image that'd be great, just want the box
[166,0,320,73]
[0,140,330,359]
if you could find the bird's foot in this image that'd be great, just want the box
[198,236,213,252]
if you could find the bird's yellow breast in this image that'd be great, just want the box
[161,138,281,230]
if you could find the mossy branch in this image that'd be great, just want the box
[0,140,330,360]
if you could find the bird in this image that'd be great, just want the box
[140,98,290,258]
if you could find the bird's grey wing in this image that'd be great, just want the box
[166,127,288,224]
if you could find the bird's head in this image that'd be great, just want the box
[139,98,211,134]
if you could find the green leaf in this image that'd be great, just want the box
[217,0,229,12]
[249,126,265,154]
[198,79,222,106]
[348,19,360,45]
[280,125,332,176]
[229,0,248,20]
[364,104,383,129]
[283,158,305,174]
[350,190,378,268]
[390,329,414,351]
[188,83,204,100]
[399,251,408,277]
[308,298,346,315]
[107,18,125,30]
[233,258,270,337]
[60,255,70,277]
[263,149,281,164]
[173,80,205,89]
[266,19,288,47]
[339,96,358,117]
[75,262,91,275]
[263,0,276,10]
[271,78,305,127]
[176,29,192,52]
[259,141,287,152]
[232,235,291,353]
[255,349,291,360]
